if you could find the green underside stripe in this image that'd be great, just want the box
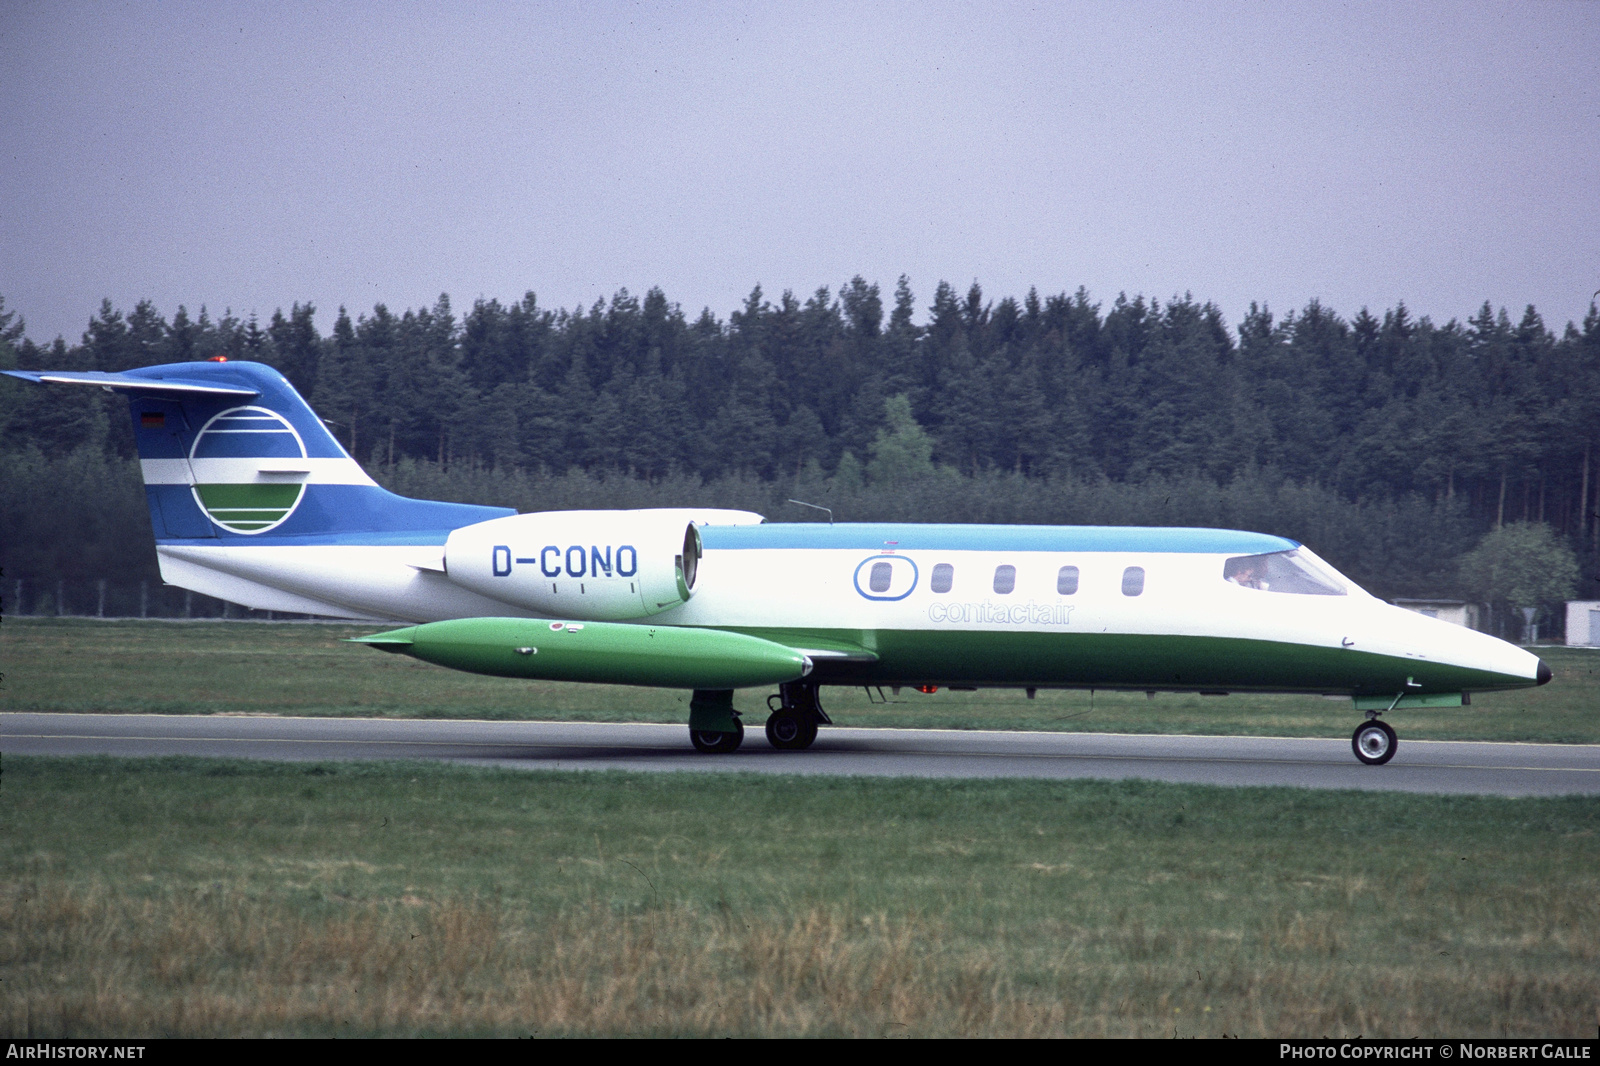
[722,627,1533,697]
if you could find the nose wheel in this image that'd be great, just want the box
[1352,719,1398,765]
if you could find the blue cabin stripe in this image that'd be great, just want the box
[699,523,1299,555]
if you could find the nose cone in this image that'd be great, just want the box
[1537,658,1552,686]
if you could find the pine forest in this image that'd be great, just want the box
[2,279,1597,636]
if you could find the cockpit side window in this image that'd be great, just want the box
[1223,550,1346,595]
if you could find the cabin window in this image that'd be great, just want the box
[1223,550,1346,595]
[931,563,954,594]
[869,561,893,593]
[993,564,1016,595]
[1057,565,1079,595]
[1121,566,1145,596]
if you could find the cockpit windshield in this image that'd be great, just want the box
[1223,549,1346,596]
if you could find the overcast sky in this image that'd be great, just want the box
[2,0,1597,346]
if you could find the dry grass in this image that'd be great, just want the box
[4,758,1597,1037]
[6,878,1597,1037]
[4,882,1028,1037]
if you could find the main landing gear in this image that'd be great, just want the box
[688,689,745,753]
[1352,714,1398,766]
[688,683,830,754]
[691,718,744,754]
[764,681,830,751]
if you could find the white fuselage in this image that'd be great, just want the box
[155,535,1541,692]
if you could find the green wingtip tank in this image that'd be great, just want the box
[350,617,811,690]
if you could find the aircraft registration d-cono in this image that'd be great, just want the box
[6,360,1551,765]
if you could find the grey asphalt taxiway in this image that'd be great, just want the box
[4,712,1599,796]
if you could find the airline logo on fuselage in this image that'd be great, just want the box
[928,601,1076,625]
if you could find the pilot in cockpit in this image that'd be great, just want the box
[1225,556,1267,590]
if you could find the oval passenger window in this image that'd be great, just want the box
[931,562,954,594]
[869,561,893,593]
[993,564,1016,595]
[1121,566,1145,596]
[1057,565,1079,595]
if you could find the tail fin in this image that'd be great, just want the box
[3,360,512,543]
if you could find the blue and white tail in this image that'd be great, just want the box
[4,360,512,544]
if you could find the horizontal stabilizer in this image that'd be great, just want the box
[3,369,260,397]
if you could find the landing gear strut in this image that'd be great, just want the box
[764,681,830,751]
[1352,715,1398,766]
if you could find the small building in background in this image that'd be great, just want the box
[1392,598,1481,630]
[1567,601,1600,646]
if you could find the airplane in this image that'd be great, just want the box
[5,359,1551,765]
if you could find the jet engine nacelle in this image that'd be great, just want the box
[444,508,763,620]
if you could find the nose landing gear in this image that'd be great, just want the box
[764,681,830,750]
[1352,714,1398,765]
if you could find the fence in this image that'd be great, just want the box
[4,578,321,621]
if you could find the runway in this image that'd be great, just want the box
[5,712,1599,796]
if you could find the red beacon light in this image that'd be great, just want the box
[207,355,228,362]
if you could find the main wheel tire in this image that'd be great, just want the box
[1352,719,1398,765]
[765,711,816,750]
[690,718,744,754]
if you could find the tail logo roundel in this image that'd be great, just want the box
[189,406,308,534]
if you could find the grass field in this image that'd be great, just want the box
[4,757,1597,1038]
[5,618,1598,1037]
[3,617,1597,743]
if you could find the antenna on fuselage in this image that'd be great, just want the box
[787,499,833,524]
